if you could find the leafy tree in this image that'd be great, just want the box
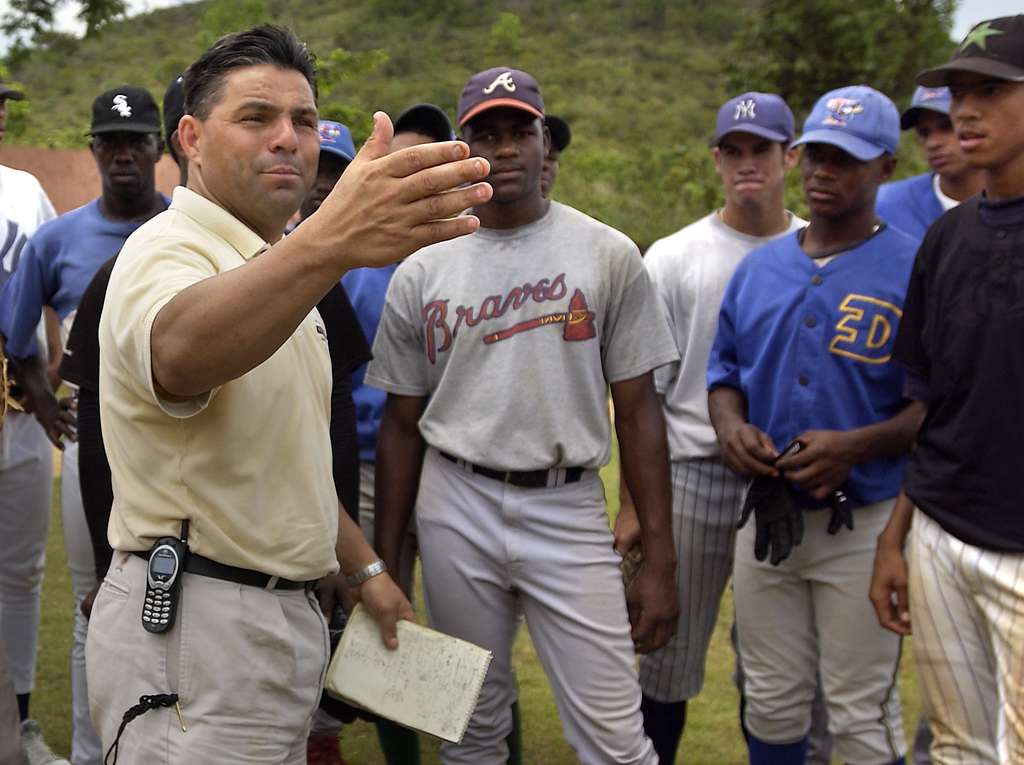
[728,0,956,115]
[2,0,126,44]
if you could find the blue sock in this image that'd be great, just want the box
[747,734,807,765]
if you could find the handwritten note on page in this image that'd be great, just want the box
[324,604,492,743]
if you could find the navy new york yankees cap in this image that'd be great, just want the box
[90,86,161,135]
[711,92,795,147]
[457,67,544,128]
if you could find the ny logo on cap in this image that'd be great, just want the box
[111,94,132,118]
[483,72,516,95]
[823,98,862,126]
[734,99,756,121]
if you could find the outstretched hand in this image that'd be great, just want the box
[307,112,492,271]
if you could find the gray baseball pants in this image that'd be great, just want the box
[415,448,656,765]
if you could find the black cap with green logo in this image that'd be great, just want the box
[918,16,1024,87]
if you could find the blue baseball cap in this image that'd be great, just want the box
[791,85,899,161]
[711,92,795,146]
[318,120,355,163]
[899,86,951,130]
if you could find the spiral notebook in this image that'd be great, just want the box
[324,604,492,743]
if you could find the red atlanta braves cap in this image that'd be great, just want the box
[457,67,544,128]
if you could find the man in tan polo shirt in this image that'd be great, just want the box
[85,26,491,763]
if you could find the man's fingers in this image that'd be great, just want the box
[398,158,492,204]
[378,613,400,650]
[354,111,395,164]
[406,182,492,226]
[385,139,474,180]
[895,582,911,631]
[410,216,483,250]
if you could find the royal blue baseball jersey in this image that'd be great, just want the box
[707,225,918,506]
[876,173,945,243]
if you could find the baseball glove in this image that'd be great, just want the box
[0,346,25,430]
[620,541,644,593]
[738,475,804,566]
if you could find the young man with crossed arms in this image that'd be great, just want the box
[870,15,1024,764]
[369,67,679,764]
[708,85,923,765]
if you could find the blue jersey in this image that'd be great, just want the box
[0,197,168,358]
[707,225,918,506]
[875,173,944,243]
[341,262,398,462]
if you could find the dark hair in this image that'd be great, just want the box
[184,25,317,120]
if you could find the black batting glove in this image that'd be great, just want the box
[826,489,854,535]
[738,475,804,566]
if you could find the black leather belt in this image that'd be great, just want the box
[439,451,584,488]
[132,550,313,591]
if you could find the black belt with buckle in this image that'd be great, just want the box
[439,451,584,489]
[132,550,313,590]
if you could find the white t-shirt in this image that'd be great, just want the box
[0,164,56,237]
[645,210,805,460]
[932,172,959,212]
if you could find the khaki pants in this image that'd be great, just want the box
[86,553,328,764]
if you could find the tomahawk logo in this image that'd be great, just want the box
[734,99,756,120]
[483,72,516,95]
[111,94,132,118]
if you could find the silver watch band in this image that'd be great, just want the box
[344,559,387,588]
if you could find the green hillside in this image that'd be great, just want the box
[4,0,948,245]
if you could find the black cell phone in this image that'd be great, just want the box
[141,537,188,634]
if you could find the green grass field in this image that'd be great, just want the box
[32,452,922,764]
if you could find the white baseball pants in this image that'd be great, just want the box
[60,441,104,764]
[908,508,1024,765]
[415,448,657,765]
[734,499,906,765]
[0,411,52,696]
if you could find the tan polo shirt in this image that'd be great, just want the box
[98,186,339,581]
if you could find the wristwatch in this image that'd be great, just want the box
[344,559,387,588]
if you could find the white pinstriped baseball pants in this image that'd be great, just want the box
[639,457,746,702]
[908,508,1024,765]
[415,448,656,765]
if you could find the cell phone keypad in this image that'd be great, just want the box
[142,589,171,626]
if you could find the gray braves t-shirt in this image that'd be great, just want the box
[366,201,678,471]
[645,210,804,461]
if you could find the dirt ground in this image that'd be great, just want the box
[1,145,180,214]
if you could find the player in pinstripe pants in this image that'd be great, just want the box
[870,17,1024,764]
[617,92,815,764]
